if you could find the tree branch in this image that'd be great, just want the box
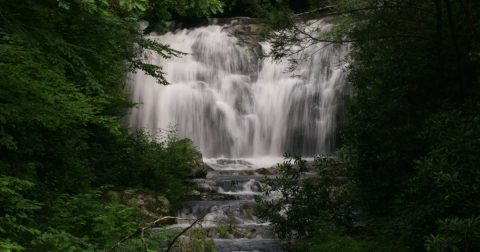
[292,5,336,18]
[285,11,437,45]
[307,34,437,44]
[106,228,143,252]
[105,204,239,252]
[304,5,438,20]
[165,219,200,252]
[105,216,178,252]
[165,204,239,252]
[140,228,148,251]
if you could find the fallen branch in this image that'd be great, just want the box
[105,204,240,252]
[165,204,239,252]
[106,216,178,252]
[105,227,143,252]
[165,218,200,251]
[149,218,251,238]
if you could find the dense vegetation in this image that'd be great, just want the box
[0,0,223,251]
[255,0,480,251]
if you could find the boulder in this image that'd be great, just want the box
[176,138,208,178]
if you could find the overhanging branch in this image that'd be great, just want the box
[292,5,437,20]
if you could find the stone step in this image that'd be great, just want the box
[214,238,288,252]
[183,193,256,201]
[190,178,262,194]
[176,200,258,226]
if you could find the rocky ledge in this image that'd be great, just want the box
[104,189,170,221]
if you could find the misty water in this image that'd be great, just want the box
[126,18,349,251]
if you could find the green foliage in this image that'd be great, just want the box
[0,127,197,249]
[32,231,95,252]
[215,215,239,238]
[41,189,141,247]
[255,152,355,239]
[176,229,217,252]
[0,178,178,251]
[0,176,42,252]
[215,224,229,239]
[290,222,398,252]
[386,104,480,251]
[87,126,195,207]
[339,0,480,223]
[425,216,480,252]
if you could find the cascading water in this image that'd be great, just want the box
[126,18,350,252]
[125,18,349,158]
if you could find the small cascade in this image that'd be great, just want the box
[174,159,285,251]
[165,158,318,251]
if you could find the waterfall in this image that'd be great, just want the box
[125,18,349,158]
[129,19,351,251]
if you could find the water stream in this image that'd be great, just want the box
[126,18,349,252]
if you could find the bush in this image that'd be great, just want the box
[389,104,480,251]
[0,176,42,251]
[254,152,356,239]
[87,126,195,207]
[290,222,397,252]
[0,176,177,251]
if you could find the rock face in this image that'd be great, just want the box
[168,18,263,84]
[104,189,170,220]
[176,138,208,178]
[217,18,261,43]
[168,17,261,41]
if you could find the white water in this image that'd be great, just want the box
[218,179,259,195]
[125,19,349,158]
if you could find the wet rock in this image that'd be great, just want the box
[182,193,242,201]
[238,170,255,176]
[215,159,254,167]
[167,17,260,36]
[246,229,256,238]
[237,167,278,175]
[206,163,215,171]
[255,168,278,175]
[188,190,201,195]
[190,179,217,193]
[217,17,261,43]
